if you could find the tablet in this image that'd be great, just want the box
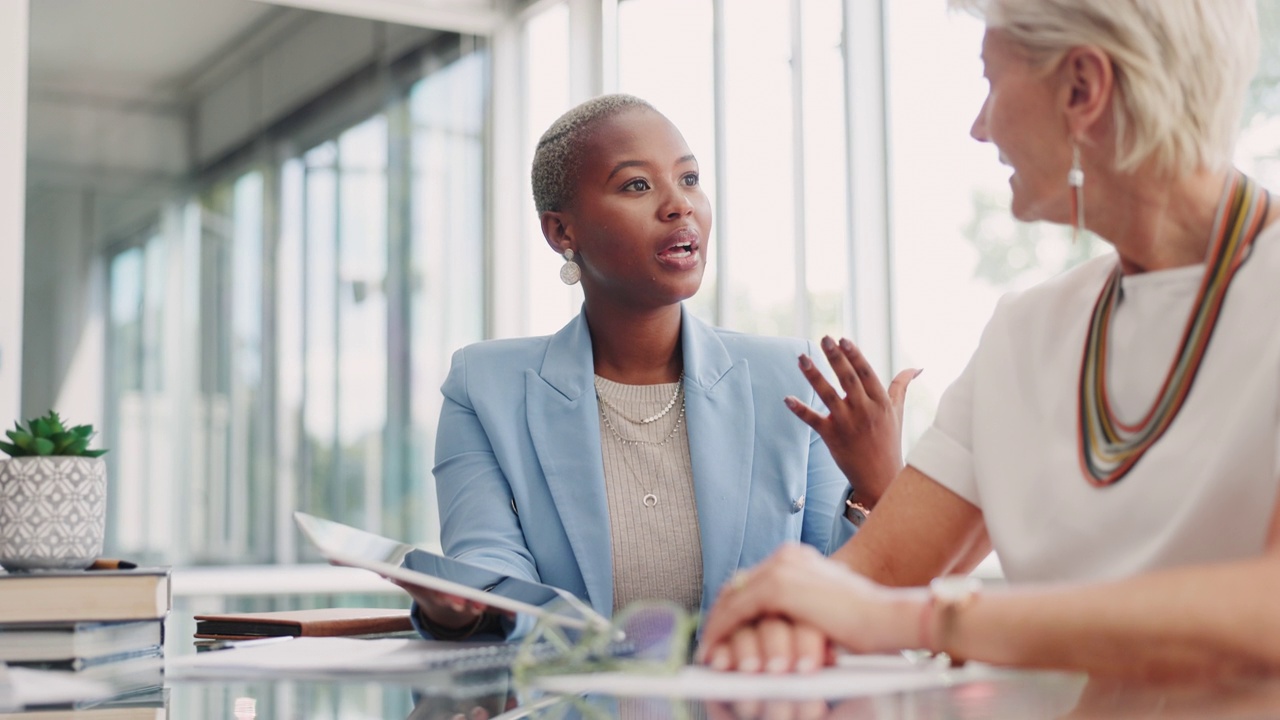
[293,511,611,633]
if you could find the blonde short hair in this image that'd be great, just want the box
[531,94,656,213]
[951,0,1259,175]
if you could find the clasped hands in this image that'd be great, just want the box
[697,336,921,673]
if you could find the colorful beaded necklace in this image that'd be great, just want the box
[1077,172,1270,486]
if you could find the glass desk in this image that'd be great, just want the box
[22,666,1280,719]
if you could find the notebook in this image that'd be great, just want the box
[293,512,611,634]
[193,607,414,639]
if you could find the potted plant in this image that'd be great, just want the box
[0,411,108,571]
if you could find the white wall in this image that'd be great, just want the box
[0,0,29,429]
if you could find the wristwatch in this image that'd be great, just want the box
[845,491,872,527]
[926,575,982,662]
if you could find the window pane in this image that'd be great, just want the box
[337,115,389,533]
[800,0,849,341]
[408,50,488,547]
[887,4,1102,445]
[721,0,796,334]
[1238,0,1280,189]
[106,246,145,553]
[523,3,577,336]
[303,142,338,531]
[617,0,718,323]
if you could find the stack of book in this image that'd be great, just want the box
[0,566,170,701]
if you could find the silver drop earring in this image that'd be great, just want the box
[1068,143,1085,244]
[560,248,581,285]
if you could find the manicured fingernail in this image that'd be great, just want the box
[795,656,817,673]
[739,656,762,673]
[711,647,731,671]
[798,354,813,370]
[914,368,925,378]
[784,396,799,409]
[820,336,836,351]
[765,656,789,674]
[840,338,853,352]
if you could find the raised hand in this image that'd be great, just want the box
[785,336,919,507]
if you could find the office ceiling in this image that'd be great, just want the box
[28,0,282,99]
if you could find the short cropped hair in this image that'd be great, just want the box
[951,0,1259,175]
[531,93,656,213]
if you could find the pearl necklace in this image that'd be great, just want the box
[594,375,683,424]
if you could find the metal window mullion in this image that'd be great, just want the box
[790,0,808,339]
[382,100,414,540]
[841,0,893,376]
[487,18,525,339]
[330,150,342,523]
[712,0,728,327]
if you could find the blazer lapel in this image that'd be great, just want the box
[680,308,755,608]
[526,312,614,616]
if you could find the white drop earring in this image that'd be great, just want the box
[1068,143,1085,244]
[559,248,581,285]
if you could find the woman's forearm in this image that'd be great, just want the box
[833,465,987,586]
[940,556,1280,679]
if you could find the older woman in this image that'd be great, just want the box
[402,94,915,642]
[700,0,1280,679]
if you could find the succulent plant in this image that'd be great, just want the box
[0,410,108,458]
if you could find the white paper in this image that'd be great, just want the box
[166,637,513,679]
[2,667,114,709]
[530,654,1005,700]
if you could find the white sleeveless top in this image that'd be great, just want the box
[908,223,1280,583]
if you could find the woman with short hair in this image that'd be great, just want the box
[404,94,914,642]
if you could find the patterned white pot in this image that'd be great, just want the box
[0,457,107,571]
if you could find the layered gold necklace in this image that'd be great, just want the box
[1078,172,1269,486]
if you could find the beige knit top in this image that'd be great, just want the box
[594,375,703,614]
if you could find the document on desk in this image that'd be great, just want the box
[530,654,1005,700]
[1,667,114,710]
[167,637,521,680]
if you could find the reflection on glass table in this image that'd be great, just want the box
[154,671,1280,720]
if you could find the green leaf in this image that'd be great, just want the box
[72,425,93,439]
[51,431,75,452]
[6,430,32,450]
[33,438,54,456]
[46,412,65,434]
[0,440,22,457]
[65,438,87,455]
[83,449,108,458]
[29,418,50,439]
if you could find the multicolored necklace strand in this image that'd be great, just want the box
[1078,172,1270,486]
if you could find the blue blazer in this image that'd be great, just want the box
[427,306,855,632]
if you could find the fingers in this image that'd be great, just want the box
[793,623,829,673]
[835,337,891,404]
[886,368,923,419]
[783,395,825,430]
[798,352,845,413]
[730,625,764,673]
[819,336,868,403]
[758,617,794,673]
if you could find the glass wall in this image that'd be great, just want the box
[99,0,1280,570]
[104,37,488,564]
[886,1,1280,445]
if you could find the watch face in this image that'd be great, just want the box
[929,575,982,601]
[848,507,868,527]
